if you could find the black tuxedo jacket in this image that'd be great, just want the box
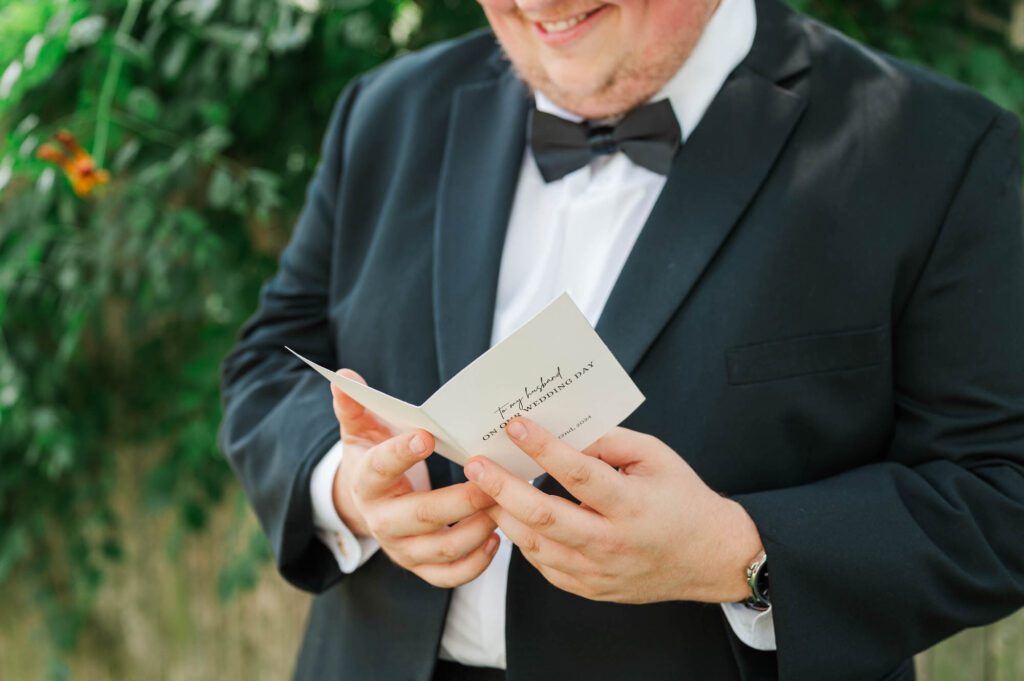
[219,1,1024,679]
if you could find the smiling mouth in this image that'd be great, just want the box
[534,5,606,34]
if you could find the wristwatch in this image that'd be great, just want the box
[743,551,771,611]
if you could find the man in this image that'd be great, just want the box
[218,0,1024,679]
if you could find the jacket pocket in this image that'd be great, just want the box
[726,324,890,386]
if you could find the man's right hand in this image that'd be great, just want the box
[329,369,500,588]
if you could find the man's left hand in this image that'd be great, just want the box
[464,418,763,605]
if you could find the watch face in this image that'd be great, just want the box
[744,555,770,610]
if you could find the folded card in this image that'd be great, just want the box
[288,293,645,480]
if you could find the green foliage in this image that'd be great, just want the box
[0,0,484,672]
[0,0,1021,676]
[790,0,1024,117]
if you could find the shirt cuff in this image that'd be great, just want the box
[720,601,776,650]
[310,440,381,573]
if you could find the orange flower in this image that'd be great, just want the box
[36,130,111,197]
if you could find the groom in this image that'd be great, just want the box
[219,0,1024,679]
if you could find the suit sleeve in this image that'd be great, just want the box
[218,78,362,594]
[733,111,1024,680]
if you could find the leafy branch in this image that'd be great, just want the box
[93,0,144,167]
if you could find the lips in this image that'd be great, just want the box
[531,4,609,45]
[536,7,602,33]
[532,4,602,35]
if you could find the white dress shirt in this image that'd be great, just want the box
[309,0,775,666]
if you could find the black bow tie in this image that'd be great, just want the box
[527,98,682,183]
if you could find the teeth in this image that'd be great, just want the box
[540,11,590,33]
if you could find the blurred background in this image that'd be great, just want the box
[0,0,1022,679]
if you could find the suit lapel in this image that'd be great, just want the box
[433,67,531,385]
[596,0,812,374]
[433,63,531,484]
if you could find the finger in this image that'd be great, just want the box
[373,482,495,537]
[503,417,626,514]
[582,427,658,471]
[489,505,590,575]
[331,369,369,420]
[464,456,603,548]
[354,430,434,500]
[519,550,592,599]
[332,369,392,442]
[412,532,501,589]
[393,511,497,565]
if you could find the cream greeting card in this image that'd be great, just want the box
[288,293,644,480]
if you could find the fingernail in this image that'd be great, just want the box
[409,434,425,454]
[465,461,484,482]
[507,420,528,441]
[485,534,500,555]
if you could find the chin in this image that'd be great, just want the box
[535,75,652,120]
[511,58,618,116]
[545,76,609,107]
